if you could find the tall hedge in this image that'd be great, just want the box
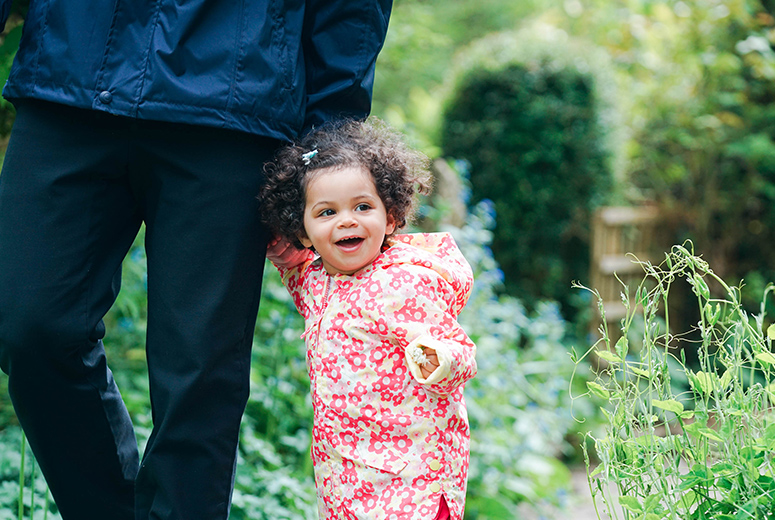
[440,28,617,315]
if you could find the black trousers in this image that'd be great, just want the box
[0,100,277,519]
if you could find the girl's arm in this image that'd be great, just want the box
[266,236,309,270]
[386,265,477,395]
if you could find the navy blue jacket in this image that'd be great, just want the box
[0,0,392,140]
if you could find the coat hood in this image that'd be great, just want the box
[378,232,474,316]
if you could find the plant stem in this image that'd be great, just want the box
[18,432,26,520]
[29,456,36,520]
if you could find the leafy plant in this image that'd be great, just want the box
[0,428,60,520]
[576,242,775,519]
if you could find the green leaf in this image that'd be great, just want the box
[755,352,775,366]
[768,323,775,340]
[652,399,684,414]
[718,370,732,390]
[630,366,651,378]
[689,371,715,395]
[693,274,710,299]
[619,495,643,513]
[697,427,723,442]
[587,381,610,400]
[615,336,629,358]
[704,302,720,326]
[596,349,622,364]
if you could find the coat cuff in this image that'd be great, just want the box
[405,336,452,385]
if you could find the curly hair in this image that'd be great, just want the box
[259,118,432,250]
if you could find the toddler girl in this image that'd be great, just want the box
[260,119,477,520]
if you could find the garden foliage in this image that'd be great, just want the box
[621,0,775,312]
[440,28,616,318]
[578,243,775,519]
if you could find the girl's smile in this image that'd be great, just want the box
[300,165,395,275]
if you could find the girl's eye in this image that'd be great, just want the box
[355,203,372,212]
[318,209,335,217]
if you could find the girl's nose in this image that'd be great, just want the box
[337,212,358,228]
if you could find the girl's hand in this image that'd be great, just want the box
[419,348,439,379]
[267,236,308,268]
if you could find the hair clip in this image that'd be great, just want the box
[301,149,319,166]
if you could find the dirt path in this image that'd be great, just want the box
[513,466,614,520]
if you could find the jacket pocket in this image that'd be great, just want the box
[354,443,408,475]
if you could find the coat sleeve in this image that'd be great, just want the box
[274,250,317,318]
[301,0,393,132]
[384,265,477,396]
[0,0,14,32]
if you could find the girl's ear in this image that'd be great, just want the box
[385,213,397,236]
[299,233,313,249]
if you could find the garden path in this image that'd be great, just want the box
[515,465,614,520]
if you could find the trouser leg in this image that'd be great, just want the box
[0,101,141,520]
[130,121,275,520]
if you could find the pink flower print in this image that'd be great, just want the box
[411,474,430,491]
[337,412,358,430]
[322,355,342,383]
[368,346,389,370]
[388,277,403,292]
[433,399,450,418]
[397,488,417,514]
[428,324,446,337]
[347,382,367,406]
[371,373,392,393]
[391,434,413,455]
[362,297,379,312]
[361,494,380,513]
[367,317,390,336]
[331,313,348,329]
[413,277,434,299]
[364,279,382,298]
[347,352,367,372]
[340,459,358,486]
[394,298,427,323]
[345,287,364,305]
[330,394,348,413]
[367,432,389,455]
[338,431,358,451]
[392,326,408,342]
[376,416,396,433]
[410,386,428,404]
[380,484,397,503]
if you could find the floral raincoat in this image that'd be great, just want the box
[278,232,477,520]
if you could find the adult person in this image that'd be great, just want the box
[0,2,393,519]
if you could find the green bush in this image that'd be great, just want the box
[440,29,617,318]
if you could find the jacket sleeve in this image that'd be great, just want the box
[301,0,393,132]
[385,265,477,396]
[274,251,317,318]
[0,0,13,32]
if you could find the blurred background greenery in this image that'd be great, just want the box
[3,0,775,518]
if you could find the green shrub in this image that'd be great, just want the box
[440,29,617,318]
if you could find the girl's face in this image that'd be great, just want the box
[300,165,395,276]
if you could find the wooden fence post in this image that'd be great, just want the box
[590,205,661,349]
